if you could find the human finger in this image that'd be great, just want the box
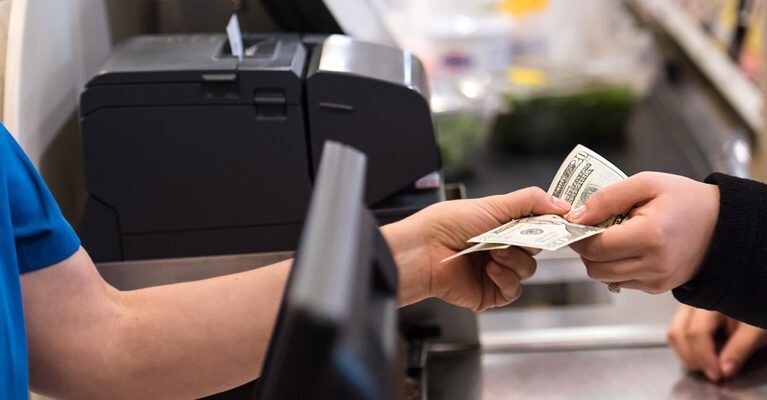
[479,187,571,224]
[725,318,740,335]
[485,261,523,307]
[490,247,537,281]
[567,172,661,226]
[719,323,767,379]
[520,246,541,256]
[569,218,649,262]
[687,310,725,382]
[581,257,644,282]
[667,305,696,369]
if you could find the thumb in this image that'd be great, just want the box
[719,324,767,379]
[567,172,659,226]
[479,187,571,222]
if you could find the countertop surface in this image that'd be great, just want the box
[428,346,767,400]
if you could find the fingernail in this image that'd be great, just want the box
[721,361,737,378]
[569,205,586,221]
[705,368,721,382]
[552,196,571,210]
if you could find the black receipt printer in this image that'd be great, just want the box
[79,34,442,262]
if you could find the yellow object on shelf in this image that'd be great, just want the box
[498,0,548,17]
[507,67,547,86]
[739,0,765,84]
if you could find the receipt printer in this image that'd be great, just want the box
[79,34,441,262]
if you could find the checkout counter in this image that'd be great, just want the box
[81,1,767,399]
[93,59,767,399]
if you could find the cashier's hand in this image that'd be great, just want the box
[381,187,570,312]
[566,172,719,293]
[668,305,767,382]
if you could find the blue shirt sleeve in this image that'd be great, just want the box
[2,125,80,273]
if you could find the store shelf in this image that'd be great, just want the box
[628,0,764,136]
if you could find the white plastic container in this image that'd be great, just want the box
[420,13,512,79]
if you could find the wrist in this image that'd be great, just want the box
[380,217,432,307]
[689,183,720,279]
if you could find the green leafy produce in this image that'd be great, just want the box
[492,85,635,152]
[435,112,487,179]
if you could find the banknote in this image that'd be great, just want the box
[442,215,605,261]
[443,144,628,262]
[442,242,514,263]
[547,144,628,227]
[468,215,605,250]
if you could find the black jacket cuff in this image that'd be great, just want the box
[672,173,767,327]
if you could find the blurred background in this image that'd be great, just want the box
[2,0,764,221]
[5,0,767,399]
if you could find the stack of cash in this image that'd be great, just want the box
[444,145,627,262]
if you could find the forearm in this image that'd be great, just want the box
[114,259,290,398]
[98,218,429,398]
[24,248,291,399]
[673,173,767,328]
[381,218,431,307]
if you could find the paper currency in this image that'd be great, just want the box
[444,215,606,261]
[442,242,513,263]
[469,215,605,250]
[547,144,628,227]
[443,144,627,262]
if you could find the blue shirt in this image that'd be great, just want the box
[0,124,80,398]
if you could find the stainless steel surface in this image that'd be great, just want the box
[403,298,480,351]
[96,252,292,290]
[316,35,429,97]
[478,248,678,351]
[428,347,767,400]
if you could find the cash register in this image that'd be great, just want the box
[83,3,479,399]
[79,31,441,262]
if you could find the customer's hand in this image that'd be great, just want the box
[668,305,767,382]
[382,187,571,311]
[567,172,719,293]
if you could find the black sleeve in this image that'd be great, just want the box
[672,173,767,328]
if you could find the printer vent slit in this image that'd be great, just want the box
[318,102,354,112]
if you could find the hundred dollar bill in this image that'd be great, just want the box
[441,215,605,261]
[547,144,627,227]
[443,144,628,262]
[470,215,604,250]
